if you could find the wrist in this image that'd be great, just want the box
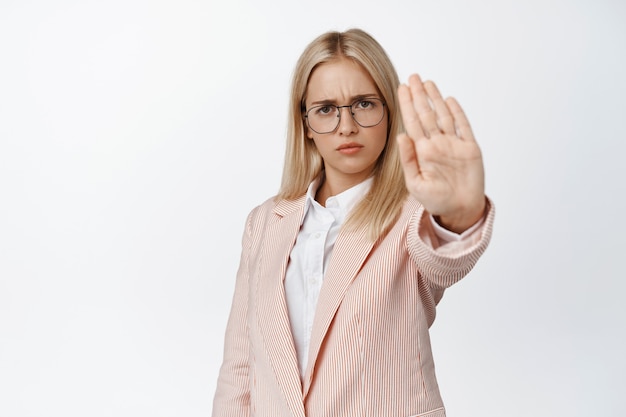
[435,197,487,234]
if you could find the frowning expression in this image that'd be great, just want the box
[304,58,388,189]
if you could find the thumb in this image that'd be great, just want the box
[397,133,420,180]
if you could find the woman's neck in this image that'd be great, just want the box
[315,170,372,207]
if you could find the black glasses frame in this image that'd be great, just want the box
[304,98,386,134]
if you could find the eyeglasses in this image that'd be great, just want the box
[304,97,386,134]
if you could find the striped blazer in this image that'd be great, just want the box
[213,194,495,417]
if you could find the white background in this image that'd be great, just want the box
[1,0,625,416]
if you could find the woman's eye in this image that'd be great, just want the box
[357,100,373,109]
[316,106,334,115]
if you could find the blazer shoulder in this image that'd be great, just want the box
[245,194,306,229]
[252,195,280,215]
[244,195,278,229]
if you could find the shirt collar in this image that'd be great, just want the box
[303,174,374,221]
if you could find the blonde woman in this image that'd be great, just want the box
[213,28,494,417]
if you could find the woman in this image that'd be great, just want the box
[212,28,494,417]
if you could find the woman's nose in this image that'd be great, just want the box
[337,106,358,135]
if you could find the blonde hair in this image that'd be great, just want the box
[278,28,408,241]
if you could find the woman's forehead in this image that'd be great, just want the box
[305,59,378,103]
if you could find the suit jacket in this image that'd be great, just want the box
[213,194,495,417]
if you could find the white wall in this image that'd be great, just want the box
[1,0,624,415]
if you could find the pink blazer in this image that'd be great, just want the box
[213,194,495,417]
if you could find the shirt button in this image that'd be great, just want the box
[313,232,321,239]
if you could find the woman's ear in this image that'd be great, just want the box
[304,120,314,139]
[302,110,313,139]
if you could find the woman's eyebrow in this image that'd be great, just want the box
[309,93,380,106]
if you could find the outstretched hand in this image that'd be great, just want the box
[397,74,486,233]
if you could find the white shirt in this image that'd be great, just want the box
[284,176,483,378]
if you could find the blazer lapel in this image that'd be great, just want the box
[302,224,375,397]
[255,196,307,417]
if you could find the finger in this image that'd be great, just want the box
[408,74,440,136]
[397,83,426,140]
[396,133,421,181]
[423,81,455,135]
[446,97,476,142]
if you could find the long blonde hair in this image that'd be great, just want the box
[278,28,408,241]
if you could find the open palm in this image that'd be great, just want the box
[397,74,486,233]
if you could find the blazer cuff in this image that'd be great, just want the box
[407,197,495,288]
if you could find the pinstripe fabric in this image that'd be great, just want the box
[213,195,494,417]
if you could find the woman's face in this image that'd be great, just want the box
[304,58,388,189]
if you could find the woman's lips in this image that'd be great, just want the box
[337,142,363,154]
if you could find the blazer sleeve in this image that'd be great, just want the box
[212,209,255,417]
[407,197,495,290]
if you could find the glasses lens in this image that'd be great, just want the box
[306,105,339,134]
[351,98,384,127]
